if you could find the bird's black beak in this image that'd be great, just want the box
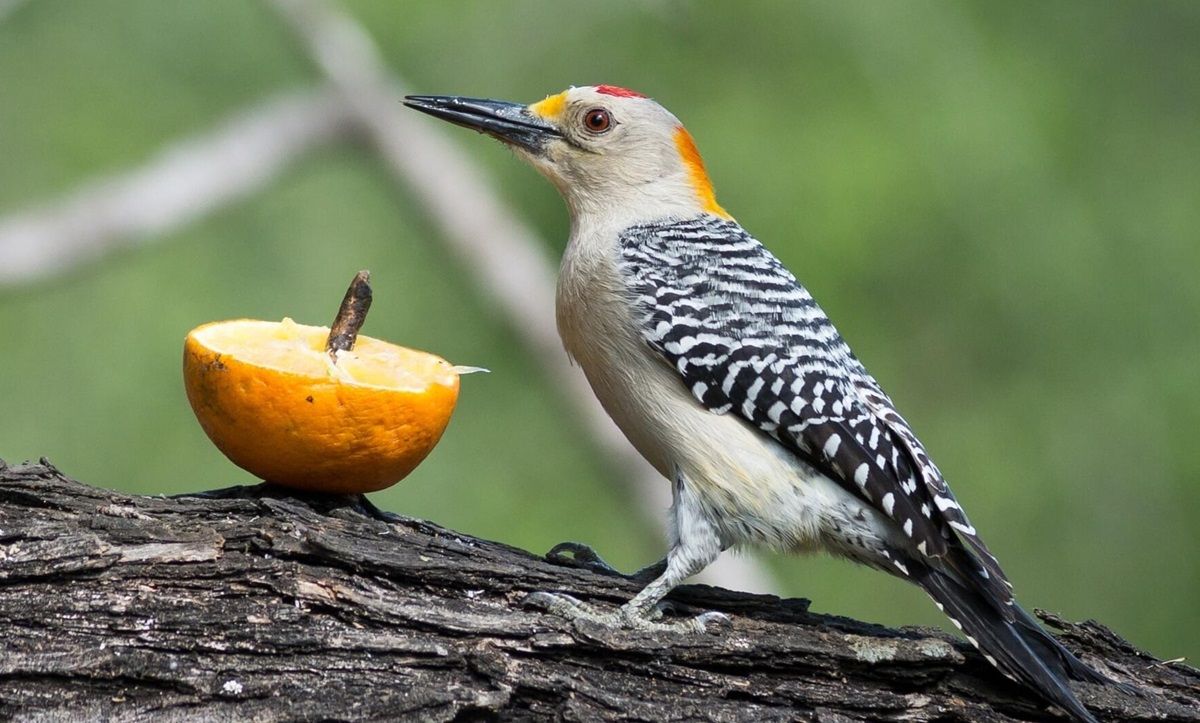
[403,95,561,152]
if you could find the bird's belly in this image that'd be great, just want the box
[558,275,883,553]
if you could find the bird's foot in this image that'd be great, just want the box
[348,494,405,523]
[545,541,624,576]
[545,541,668,584]
[522,591,730,634]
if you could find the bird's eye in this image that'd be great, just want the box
[583,108,612,133]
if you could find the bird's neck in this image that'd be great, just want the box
[558,131,732,227]
[561,176,727,233]
[673,127,731,220]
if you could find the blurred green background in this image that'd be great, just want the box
[1,1,1197,662]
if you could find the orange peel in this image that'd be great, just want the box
[183,317,460,493]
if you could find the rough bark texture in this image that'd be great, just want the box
[0,458,1196,722]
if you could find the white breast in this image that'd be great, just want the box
[554,223,896,555]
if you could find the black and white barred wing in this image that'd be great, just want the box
[618,216,1013,607]
[852,379,1012,600]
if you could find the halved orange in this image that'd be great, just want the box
[184,318,460,493]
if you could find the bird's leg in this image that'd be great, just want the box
[526,470,729,632]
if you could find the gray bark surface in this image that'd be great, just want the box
[0,458,1196,721]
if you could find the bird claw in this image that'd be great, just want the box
[692,610,733,631]
[350,494,406,523]
[522,591,730,634]
[544,541,669,584]
[545,541,624,577]
[523,590,598,619]
[649,599,732,631]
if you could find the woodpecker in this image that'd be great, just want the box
[405,86,1115,722]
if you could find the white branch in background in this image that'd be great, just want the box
[0,0,30,24]
[0,89,352,286]
[269,0,778,594]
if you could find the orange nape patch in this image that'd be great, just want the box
[673,127,731,219]
[529,91,568,120]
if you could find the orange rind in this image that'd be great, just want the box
[184,317,460,493]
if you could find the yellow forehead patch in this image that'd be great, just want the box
[529,91,568,120]
[673,127,732,219]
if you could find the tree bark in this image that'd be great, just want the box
[0,459,1195,722]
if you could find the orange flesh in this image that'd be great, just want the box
[192,317,458,391]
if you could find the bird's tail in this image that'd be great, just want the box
[910,561,1103,723]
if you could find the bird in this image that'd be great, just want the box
[404,85,1115,722]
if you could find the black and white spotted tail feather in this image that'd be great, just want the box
[618,215,1104,719]
[911,558,1102,723]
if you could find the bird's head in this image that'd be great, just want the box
[404,85,730,223]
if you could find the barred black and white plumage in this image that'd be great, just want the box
[619,216,1006,583]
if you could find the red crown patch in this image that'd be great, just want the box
[595,85,647,99]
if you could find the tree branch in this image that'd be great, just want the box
[0,458,1195,721]
[0,88,352,286]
